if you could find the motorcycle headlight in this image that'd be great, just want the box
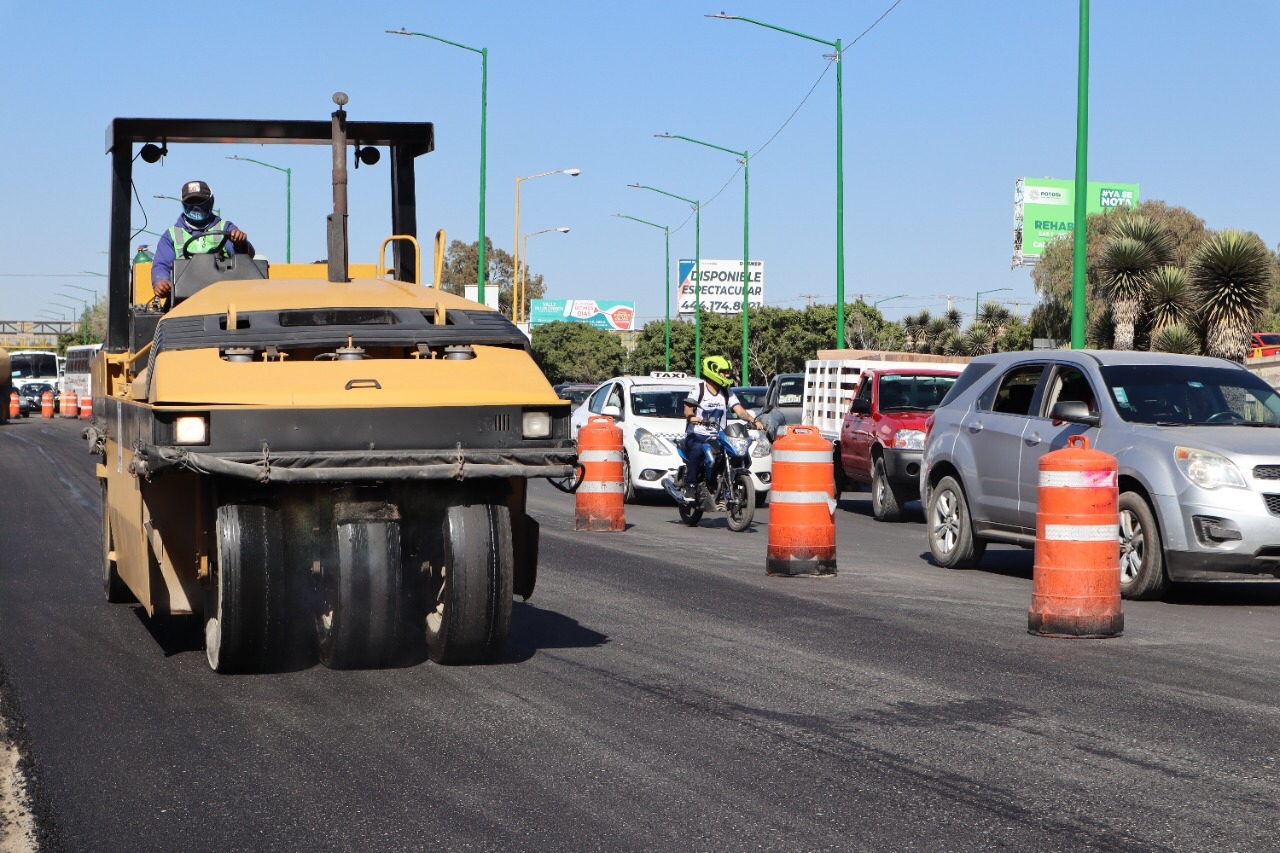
[1174,446,1246,490]
[725,435,750,456]
[892,429,926,451]
[751,435,772,457]
[635,427,673,455]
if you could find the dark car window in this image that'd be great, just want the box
[777,377,804,406]
[1100,364,1280,425]
[938,362,996,408]
[587,384,611,414]
[879,374,958,411]
[978,364,1045,415]
[1043,366,1098,416]
[631,389,688,418]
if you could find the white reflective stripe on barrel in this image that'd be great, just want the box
[769,490,837,514]
[579,450,623,463]
[772,450,833,465]
[1039,470,1117,488]
[577,480,625,493]
[1043,524,1118,542]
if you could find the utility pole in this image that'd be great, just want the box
[799,293,821,307]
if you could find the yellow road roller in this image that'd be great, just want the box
[89,94,575,672]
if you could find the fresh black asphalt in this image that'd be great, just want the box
[1,417,1278,851]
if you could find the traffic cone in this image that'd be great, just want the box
[575,415,625,532]
[766,426,837,576]
[1029,435,1124,638]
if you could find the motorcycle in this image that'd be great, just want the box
[661,421,756,531]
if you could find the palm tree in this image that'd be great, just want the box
[1150,324,1200,355]
[1145,266,1195,337]
[1098,236,1160,350]
[1189,230,1276,361]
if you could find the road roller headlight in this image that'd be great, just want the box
[892,429,926,450]
[522,411,552,439]
[1174,446,1246,490]
[174,415,209,446]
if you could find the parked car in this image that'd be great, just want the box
[921,350,1280,599]
[571,374,773,502]
[1249,332,1280,359]
[729,386,768,417]
[553,382,597,411]
[756,373,804,440]
[839,367,960,520]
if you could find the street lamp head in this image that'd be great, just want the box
[654,133,674,139]
[555,227,570,234]
[386,28,412,35]
[563,168,581,177]
[627,183,644,189]
[705,13,739,20]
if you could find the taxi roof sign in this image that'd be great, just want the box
[649,371,688,378]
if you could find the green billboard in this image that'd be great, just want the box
[1013,178,1139,265]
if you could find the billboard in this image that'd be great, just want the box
[1012,178,1139,266]
[676,259,764,315]
[529,299,636,331]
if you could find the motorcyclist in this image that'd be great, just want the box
[681,355,763,503]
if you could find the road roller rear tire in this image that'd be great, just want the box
[100,482,134,604]
[317,517,406,669]
[205,503,290,674]
[425,500,513,665]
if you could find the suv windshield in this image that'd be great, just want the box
[879,374,958,411]
[1100,364,1280,425]
[630,388,690,419]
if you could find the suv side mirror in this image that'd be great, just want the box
[849,398,872,416]
[1050,400,1099,426]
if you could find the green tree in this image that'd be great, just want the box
[995,314,1033,352]
[1189,230,1276,361]
[530,321,626,384]
[438,238,545,319]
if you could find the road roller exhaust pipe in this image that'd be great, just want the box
[327,92,350,283]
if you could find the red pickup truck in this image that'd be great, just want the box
[838,367,961,521]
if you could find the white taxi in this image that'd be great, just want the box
[571,372,773,502]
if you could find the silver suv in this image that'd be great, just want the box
[921,350,1280,599]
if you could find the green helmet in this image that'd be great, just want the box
[702,355,733,387]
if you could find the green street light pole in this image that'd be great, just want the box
[873,294,903,308]
[975,287,1013,319]
[227,155,292,262]
[1070,0,1090,349]
[706,14,845,350]
[657,133,751,383]
[630,184,701,372]
[389,28,488,302]
[614,214,671,370]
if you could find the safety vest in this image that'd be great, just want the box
[167,219,232,259]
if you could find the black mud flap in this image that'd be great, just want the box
[512,512,539,600]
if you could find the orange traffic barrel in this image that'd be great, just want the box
[79,395,93,419]
[61,391,78,419]
[7,391,17,419]
[1029,435,1123,638]
[575,415,625,532]
[766,426,837,576]
[41,390,54,418]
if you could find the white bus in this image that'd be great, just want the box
[61,344,102,401]
[9,350,60,395]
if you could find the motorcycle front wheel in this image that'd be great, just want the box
[725,472,756,532]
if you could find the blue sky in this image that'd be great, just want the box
[2,1,1277,328]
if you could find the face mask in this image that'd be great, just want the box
[183,201,213,224]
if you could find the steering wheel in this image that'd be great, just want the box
[180,230,231,259]
[1206,410,1245,423]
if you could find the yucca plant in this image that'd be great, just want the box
[914,310,933,352]
[924,318,950,353]
[976,301,1011,335]
[959,323,995,357]
[1189,230,1275,361]
[1098,236,1160,350]
[938,329,964,356]
[901,312,922,352]
[1086,302,1115,350]
[1110,215,1174,266]
[944,307,963,331]
[1150,324,1201,355]
[1146,266,1194,336]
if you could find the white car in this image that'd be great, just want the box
[571,373,773,502]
